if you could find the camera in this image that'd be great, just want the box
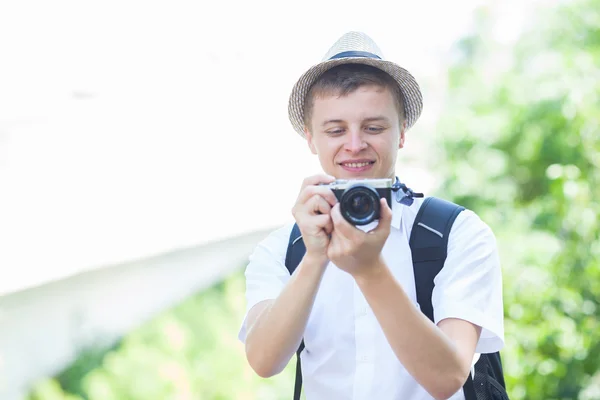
[323,178,393,226]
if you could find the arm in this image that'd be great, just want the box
[242,174,338,378]
[244,253,327,378]
[328,200,500,400]
[355,259,480,400]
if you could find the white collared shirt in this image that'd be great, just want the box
[238,197,505,400]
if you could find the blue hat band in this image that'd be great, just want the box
[328,51,381,60]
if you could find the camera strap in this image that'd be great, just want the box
[392,176,424,206]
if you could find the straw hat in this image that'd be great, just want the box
[288,31,423,138]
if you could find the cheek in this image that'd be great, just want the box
[377,138,397,156]
[314,141,338,159]
[319,150,336,166]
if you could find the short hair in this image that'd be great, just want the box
[303,63,406,129]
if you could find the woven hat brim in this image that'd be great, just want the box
[288,57,423,138]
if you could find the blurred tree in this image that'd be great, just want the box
[431,0,600,399]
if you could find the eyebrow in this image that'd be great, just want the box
[322,119,344,126]
[363,116,390,123]
[321,116,390,127]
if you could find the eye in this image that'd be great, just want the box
[326,128,345,136]
[365,126,385,133]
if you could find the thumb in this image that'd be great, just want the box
[373,198,393,234]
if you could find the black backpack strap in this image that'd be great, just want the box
[285,223,306,400]
[409,197,480,399]
[293,342,305,400]
[409,197,464,321]
[285,223,305,276]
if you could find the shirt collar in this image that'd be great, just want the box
[391,197,403,230]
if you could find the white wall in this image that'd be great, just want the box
[0,227,274,400]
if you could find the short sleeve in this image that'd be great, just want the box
[431,210,505,354]
[237,222,294,344]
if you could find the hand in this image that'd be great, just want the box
[291,174,338,265]
[327,198,393,279]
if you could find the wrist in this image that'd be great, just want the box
[353,256,389,287]
[303,252,330,270]
[296,253,329,287]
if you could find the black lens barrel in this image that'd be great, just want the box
[340,184,381,225]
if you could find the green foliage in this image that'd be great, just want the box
[26,271,297,400]
[432,0,600,398]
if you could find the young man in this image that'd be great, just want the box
[238,32,504,400]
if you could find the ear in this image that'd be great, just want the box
[399,120,407,149]
[305,127,318,155]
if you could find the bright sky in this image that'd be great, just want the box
[0,0,497,295]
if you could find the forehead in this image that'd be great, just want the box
[310,85,398,119]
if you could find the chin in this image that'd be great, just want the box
[336,170,378,180]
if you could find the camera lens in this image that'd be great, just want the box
[348,193,373,217]
[340,184,381,226]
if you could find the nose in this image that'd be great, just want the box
[344,129,367,153]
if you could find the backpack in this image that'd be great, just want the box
[284,196,509,400]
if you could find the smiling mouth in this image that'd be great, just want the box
[339,161,375,168]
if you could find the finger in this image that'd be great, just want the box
[292,196,332,230]
[372,198,393,234]
[324,219,333,235]
[313,214,332,230]
[380,198,393,224]
[299,174,336,192]
[331,203,360,240]
[309,194,332,215]
[298,214,331,237]
[297,186,339,207]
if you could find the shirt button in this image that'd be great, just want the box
[357,307,368,317]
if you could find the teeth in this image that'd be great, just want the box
[344,162,371,168]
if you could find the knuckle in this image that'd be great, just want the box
[297,222,309,234]
[314,215,326,226]
[342,245,353,257]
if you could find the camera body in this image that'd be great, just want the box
[323,178,393,226]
